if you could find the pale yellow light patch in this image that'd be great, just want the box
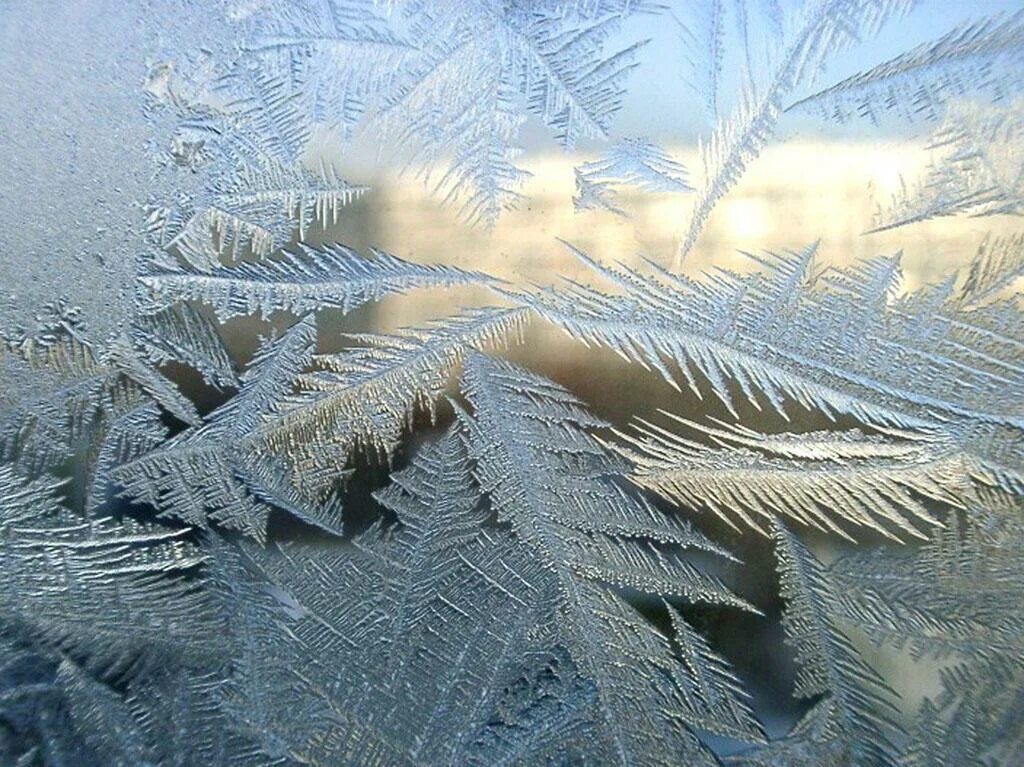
[720,197,773,245]
[322,138,1022,330]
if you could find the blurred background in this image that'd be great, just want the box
[3,0,1022,756]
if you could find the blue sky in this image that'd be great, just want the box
[580,0,1024,145]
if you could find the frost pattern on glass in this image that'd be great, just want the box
[1,1,1022,765]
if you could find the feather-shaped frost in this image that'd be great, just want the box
[516,243,1024,479]
[829,494,1024,761]
[1,319,198,473]
[371,0,651,225]
[55,659,272,767]
[0,463,220,675]
[675,0,916,264]
[139,243,496,321]
[573,169,627,216]
[459,353,764,764]
[898,695,986,767]
[113,316,344,541]
[510,8,649,151]
[84,402,169,516]
[3,2,1024,763]
[208,61,313,164]
[829,502,1024,663]
[868,99,1024,233]
[205,428,597,765]
[104,336,201,426]
[675,1,725,122]
[132,304,237,388]
[241,0,412,137]
[771,521,902,765]
[263,306,528,497]
[192,160,368,256]
[724,698,853,766]
[789,11,1024,124]
[957,231,1024,308]
[150,110,369,265]
[614,414,962,541]
[574,138,691,215]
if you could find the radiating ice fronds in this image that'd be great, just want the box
[0,465,66,528]
[372,0,652,225]
[830,496,1024,763]
[789,11,1024,124]
[573,170,628,216]
[516,242,1024,475]
[676,1,726,122]
[118,305,523,535]
[139,243,495,321]
[724,698,854,766]
[204,430,597,765]
[147,60,369,264]
[208,60,314,164]
[0,463,220,676]
[54,660,274,767]
[3,2,1024,763]
[615,415,961,540]
[84,403,169,517]
[132,304,238,389]
[113,316,345,540]
[830,504,1024,665]
[460,353,742,589]
[240,0,412,137]
[898,696,986,767]
[263,306,528,497]
[373,422,483,537]
[869,99,1024,233]
[675,0,916,264]
[1,314,199,473]
[223,0,658,227]
[770,521,902,765]
[171,160,368,259]
[957,232,1024,308]
[574,138,692,215]
[459,353,764,764]
[509,5,648,151]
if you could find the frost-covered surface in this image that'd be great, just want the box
[0,1,232,341]
[1,1,1023,765]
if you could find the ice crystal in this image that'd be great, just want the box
[574,138,692,215]
[1,1,1023,764]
